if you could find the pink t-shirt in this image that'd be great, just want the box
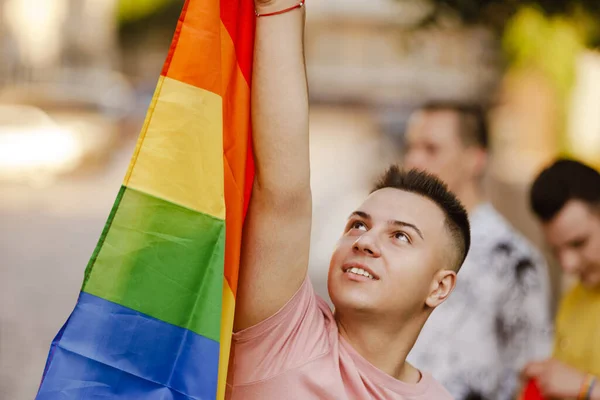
[226,278,453,399]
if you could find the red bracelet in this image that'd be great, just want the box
[255,0,304,17]
[579,374,597,400]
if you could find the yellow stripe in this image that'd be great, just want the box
[217,280,235,400]
[125,76,225,219]
[124,76,165,185]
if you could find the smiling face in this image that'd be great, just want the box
[542,200,600,288]
[327,188,458,320]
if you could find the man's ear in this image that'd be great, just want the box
[425,269,457,309]
[466,146,488,179]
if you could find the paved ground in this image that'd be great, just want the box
[0,137,134,399]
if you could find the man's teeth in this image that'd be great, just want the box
[347,267,374,279]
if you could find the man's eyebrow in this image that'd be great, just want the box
[348,211,370,221]
[348,211,424,240]
[388,220,424,240]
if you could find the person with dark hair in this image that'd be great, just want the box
[521,159,600,399]
[225,3,470,398]
[403,103,553,400]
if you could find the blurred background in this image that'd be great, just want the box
[1,0,599,398]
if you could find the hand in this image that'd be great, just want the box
[523,358,586,399]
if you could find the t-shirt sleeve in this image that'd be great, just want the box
[228,278,331,386]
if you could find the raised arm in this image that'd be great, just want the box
[233,0,311,331]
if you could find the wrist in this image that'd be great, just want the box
[255,0,304,16]
[580,374,598,400]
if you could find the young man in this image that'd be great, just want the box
[522,159,600,399]
[225,2,470,399]
[403,103,553,399]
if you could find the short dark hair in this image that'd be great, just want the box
[372,165,471,271]
[421,102,489,150]
[530,158,600,222]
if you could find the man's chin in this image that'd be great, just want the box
[329,288,378,314]
[581,274,600,289]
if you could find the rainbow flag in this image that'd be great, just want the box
[36,0,255,398]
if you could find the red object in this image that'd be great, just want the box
[255,0,305,17]
[521,380,545,400]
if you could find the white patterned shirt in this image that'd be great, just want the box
[407,203,553,400]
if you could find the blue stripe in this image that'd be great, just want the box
[37,292,219,400]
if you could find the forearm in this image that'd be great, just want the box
[233,0,311,332]
[252,0,310,195]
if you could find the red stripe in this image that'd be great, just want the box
[161,0,191,76]
[220,0,255,85]
[220,0,256,295]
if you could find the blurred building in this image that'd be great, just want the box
[306,0,500,106]
[0,0,134,185]
[1,0,119,73]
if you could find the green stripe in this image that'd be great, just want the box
[83,187,225,342]
[83,186,127,290]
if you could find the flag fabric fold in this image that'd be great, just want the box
[37,0,255,398]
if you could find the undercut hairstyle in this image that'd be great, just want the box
[530,159,600,222]
[421,102,489,150]
[372,166,471,271]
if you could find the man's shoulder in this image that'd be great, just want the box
[422,373,455,399]
[559,282,595,308]
[472,204,543,260]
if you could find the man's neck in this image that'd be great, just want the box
[335,310,427,383]
[455,182,484,214]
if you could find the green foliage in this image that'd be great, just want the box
[420,0,598,155]
[423,0,600,45]
[503,6,584,92]
[117,0,176,23]
[117,0,184,47]
[427,0,600,19]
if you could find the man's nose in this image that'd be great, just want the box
[352,233,381,257]
[404,150,427,171]
[559,250,581,274]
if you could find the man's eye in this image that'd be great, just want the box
[394,232,409,243]
[351,221,367,231]
[425,144,438,155]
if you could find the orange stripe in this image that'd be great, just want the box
[161,0,191,76]
[166,0,222,95]
[221,22,251,295]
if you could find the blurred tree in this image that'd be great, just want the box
[117,0,183,46]
[422,0,600,45]
[116,0,183,73]
[416,0,599,159]
[118,0,177,23]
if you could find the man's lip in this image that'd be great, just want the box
[342,262,380,280]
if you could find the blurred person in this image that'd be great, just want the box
[521,159,600,399]
[403,103,553,400]
[226,3,471,399]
